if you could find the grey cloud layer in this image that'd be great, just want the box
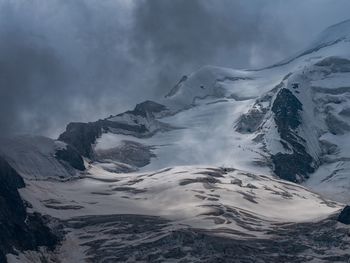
[0,0,349,137]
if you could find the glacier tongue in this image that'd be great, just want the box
[15,164,345,262]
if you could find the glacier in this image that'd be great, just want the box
[2,19,350,263]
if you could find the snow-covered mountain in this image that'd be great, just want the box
[66,19,350,202]
[2,19,350,262]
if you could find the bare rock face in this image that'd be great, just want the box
[55,144,85,171]
[132,100,168,118]
[0,157,58,262]
[338,206,350,225]
[58,122,102,158]
[271,88,315,183]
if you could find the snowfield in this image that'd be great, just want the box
[11,164,343,262]
[0,135,74,180]
[20,165,340,229]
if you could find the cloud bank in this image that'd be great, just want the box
[0,0,349,137]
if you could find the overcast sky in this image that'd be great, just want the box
[1,0,350,138]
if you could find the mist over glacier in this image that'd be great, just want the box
[1,0,350,137]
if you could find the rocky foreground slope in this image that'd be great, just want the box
[0,157,57,262]
[2,20,350,262]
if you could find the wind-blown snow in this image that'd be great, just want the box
[96,98,269,174]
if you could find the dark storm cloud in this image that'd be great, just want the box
[0,3,70,135]
[0,0,350,137]
[130,0,290,92]
[0,0,136,136]
[131,0,350,91]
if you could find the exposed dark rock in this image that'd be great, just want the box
[272,153,314,182]
[100,119,149,135]
[63,213,350,263]
[94,140,155,168]
[235,84,279,133]
[179,177,221,186]
[0,157,58,262]
[217,76,253,82]
[58,122,102,158]
[55,144,85,171]
[337,206,350,224]
[132,100,168,117]
[271,88,315,182]
[272,88,302,130]
[195,170,225,178]
[109,100,167,121]
[291,83,299,89]
[111,186,147,194]
[237,85,310,185]
[103,101,170,137]
[165,75,188,97]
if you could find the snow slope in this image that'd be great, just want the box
[0,135,79,180]
[12,164,343,262]
[21,165,340,228]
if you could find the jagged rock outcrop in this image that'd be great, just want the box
[0,157,58,262]
[236,84,316,183]
[55,144,85,171]
[129,100,168,118]
[338,206,350,224]
[58,122,102,158]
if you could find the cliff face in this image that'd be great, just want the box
[271,88,315,182]
[0,157,57,263]
[58,122,102,158]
